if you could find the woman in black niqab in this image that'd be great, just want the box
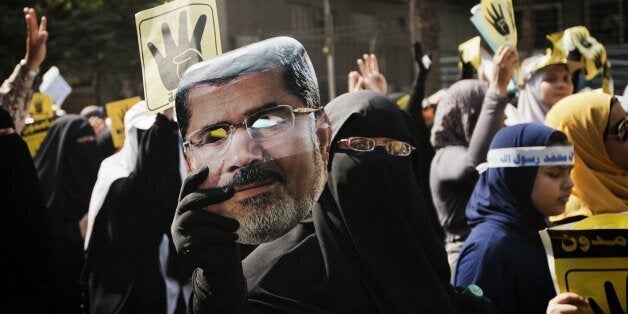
[322,90,457,312]
[34,114,101,314]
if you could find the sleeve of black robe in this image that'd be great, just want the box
[86,114,181,313]
[0,107,53,311]
[402,45,443,242]
[104,114,181,249]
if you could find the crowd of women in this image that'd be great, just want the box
[1,6,627,314]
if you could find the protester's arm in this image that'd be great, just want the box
[466,45,516,165]
[0,8,48,134]
[404,41,430,129]
[104,113,181,247]
[434,45,515,183]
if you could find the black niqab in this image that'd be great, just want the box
[323,90,457,313]
[35,115,100,220]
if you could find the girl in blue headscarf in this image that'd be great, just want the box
[454,123,580,314]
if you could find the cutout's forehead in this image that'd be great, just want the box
[185,70,302,134]
[179,37,306,91]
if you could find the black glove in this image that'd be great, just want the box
[413,41,432,75]
[171,166,248,313]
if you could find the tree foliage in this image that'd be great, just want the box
[1,0,162,105]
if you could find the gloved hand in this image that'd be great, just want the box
[413,41,432,75]
[171,166,248,313]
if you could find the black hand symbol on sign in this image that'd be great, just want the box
[116,109,128,135]
[485,3,510,36]
[575,32,593,49]
[147,11,207,90]
[588,276,627,314]
[593,50,604,69]
[34,100,43,113]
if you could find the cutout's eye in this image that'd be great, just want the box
[250,113,287,129]
[190,125,229,146]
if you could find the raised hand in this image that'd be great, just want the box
[489,45,518,96]
[413,41,432,74]
[485,3,510,36]
[356,53,388,95]
[147,11,207,90]
[347,71,363,92]
[23,7,48,70]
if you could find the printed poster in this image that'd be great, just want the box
[105,96,142,149]
[28,93,54,120]
[21,117,55,156]
[540,213,628,314]
[136,0,222,112]
[470,0,517,54]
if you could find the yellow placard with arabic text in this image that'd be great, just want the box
[136,0,222,113]
[105,97,141,149]
[28,93,54,120]
[21,117,55,156]
[541,213,628,314]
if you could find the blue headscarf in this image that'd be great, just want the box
[466,123,559,238]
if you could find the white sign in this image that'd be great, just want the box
[39,66,72,106]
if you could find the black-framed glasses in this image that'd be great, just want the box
[337,137,416,156]
[183,105,321,159]
[608,117,627,142]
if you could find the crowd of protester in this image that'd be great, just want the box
[1,6,627,314]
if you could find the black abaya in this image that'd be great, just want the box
[34,115,101,314]
[84,114,184,314]
[0,107,53,312]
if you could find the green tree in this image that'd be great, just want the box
[1,0,162,109]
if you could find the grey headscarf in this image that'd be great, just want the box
[430,79,489,150]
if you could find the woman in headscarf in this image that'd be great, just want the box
[322,90,458,312]
[83,102,189,314]
[430,46,517,278]
[545,92,628,219]
[455,123,576,314]
[34,114,101,313]
[508,56,573,125]
[216,90,498,313]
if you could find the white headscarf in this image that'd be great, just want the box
[85,101,180,249]
[514,70,548,124]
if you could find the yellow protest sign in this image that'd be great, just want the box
[28,93,54,120]
[547,26,607,81]
[541,213,628,314]
[458,36,482,70]
[136,0,222,113]
[470,0,517,53]
[105,96,142,149]
[21,117,55,156]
